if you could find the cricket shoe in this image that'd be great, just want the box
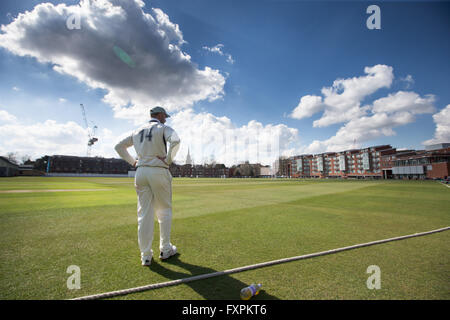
[160,244,177,260]
[141,255,152,266]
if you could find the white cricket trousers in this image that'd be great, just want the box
[134,166,173,259]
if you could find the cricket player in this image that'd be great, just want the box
[114,106,180,266]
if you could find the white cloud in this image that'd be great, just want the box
[167,109,300,166]
[0,0,226,123]
[12,86,20,91]
[0,109,117,160]
[400,74,414,89]
[0,110,18,124]
[423,104,450,145]
[304,111,415,154]
[152,7,186,46]
[0,107,301,166]
[59,98,67,103]
[305,64,394,127]
[290,95,324,120]
[302,92,435,154]
[290,65,436,154]
[372,91,435,114]
[203,44,235,64]
[0,119,86,159]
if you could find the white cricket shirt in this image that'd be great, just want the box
[114,118,180,169]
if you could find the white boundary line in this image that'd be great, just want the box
[436,181,450,188]
[0,189,112,193]
[71,226,450,300]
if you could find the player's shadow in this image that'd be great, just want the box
[147,254,280,300]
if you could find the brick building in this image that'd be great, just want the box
[169,163,230,178]
[391,146,450,179]
[286,143,449,180]
[34,155,133,174]
[274,157,292,177]
[289,145,396,179]
[232,161,262,177]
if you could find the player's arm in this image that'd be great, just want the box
[164,127,181,165]
[114,134,137,167]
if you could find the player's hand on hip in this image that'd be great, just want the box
[157,156,168,165]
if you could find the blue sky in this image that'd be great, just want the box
[0,0,449,165]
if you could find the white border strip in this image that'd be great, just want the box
[72,226,450,300]
[436,180,450,188]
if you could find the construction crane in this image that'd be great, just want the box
[80,103,98,156]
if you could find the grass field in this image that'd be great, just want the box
[0,176,449,300]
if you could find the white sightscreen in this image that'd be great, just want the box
[392,166,424,174]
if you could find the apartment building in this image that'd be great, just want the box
[288,145,395,179]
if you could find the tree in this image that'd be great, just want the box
[6,152,19,165]
[21,154,32,165]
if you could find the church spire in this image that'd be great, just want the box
[185,147,192,165]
